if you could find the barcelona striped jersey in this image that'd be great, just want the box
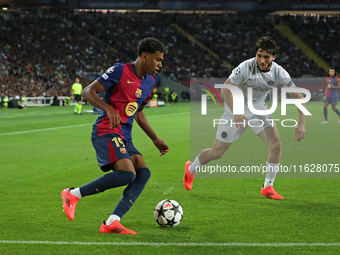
[325,76,339,98]
[91,62,154,141]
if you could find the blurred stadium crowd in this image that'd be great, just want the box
[0,11,338,99]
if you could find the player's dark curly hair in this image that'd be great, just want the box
[137,37,168,56]
[254,36,279,56]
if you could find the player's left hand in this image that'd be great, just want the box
[153,139,170,156]
[294,123,305,142]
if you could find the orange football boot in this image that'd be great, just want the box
[100,220,137,235]
[183,161,195,190]
[261,186,283,200]
[61,188,79,221]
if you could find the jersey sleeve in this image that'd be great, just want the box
[278,67,295,88]
[229,61,248,86]
[141,75,155,106]
[142,88,153,106]
[97,63,123,90]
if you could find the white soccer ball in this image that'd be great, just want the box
[154,199,183,227]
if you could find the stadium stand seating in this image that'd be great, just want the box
[69,12,229,83]
[176,13,326,78]
[281,14,340,72]
[0,11,334,98]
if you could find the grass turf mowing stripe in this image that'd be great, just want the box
[0,111,190,136]
[1,240,340,247]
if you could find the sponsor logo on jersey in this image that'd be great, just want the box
[120,148,127,154]
[246,84,271,92]
[135,88,142,98]
[125,102,138,116]
[127,80,135,84]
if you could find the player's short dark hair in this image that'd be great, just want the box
[329,67,336,76]
[254,36,278,56]
[137,38,168,56]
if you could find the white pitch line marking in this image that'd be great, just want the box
[0,124,91,136]
[1,240,340,247]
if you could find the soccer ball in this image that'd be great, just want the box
[154,199,183,227]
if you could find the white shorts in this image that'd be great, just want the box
[216,101,276,143]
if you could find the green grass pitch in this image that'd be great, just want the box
[0,101,340,255]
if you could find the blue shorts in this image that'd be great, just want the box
[92,133,142,172]
[324,97,338,105]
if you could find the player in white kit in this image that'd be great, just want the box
[184,36,307,199]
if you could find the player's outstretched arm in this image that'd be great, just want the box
[82,81,122,129]
[289,91,306,142]
[135,106,170,156]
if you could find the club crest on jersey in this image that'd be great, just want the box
[135,88,142,98]
[120,148,127,154]
[125,102,138,116]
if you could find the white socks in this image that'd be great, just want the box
[264,162,280,188]
[189,156,203,174]
[70,187,83,199]
[106,214,121,225]
[69,188,120,226]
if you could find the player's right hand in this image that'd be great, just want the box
[294,123,305,142]
[153,138,170,156]
[233,114,248,129]
[107,108,123,129]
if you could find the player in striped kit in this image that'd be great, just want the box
[321,68,340,124]
[61,38,169,234]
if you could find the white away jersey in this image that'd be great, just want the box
[229,57,295,102]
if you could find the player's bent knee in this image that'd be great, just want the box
[117,170,136,186]
[89,170,136,194]
[270,140,282,154]
[136,167,151,184]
